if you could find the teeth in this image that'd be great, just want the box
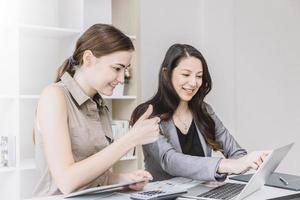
[183,88,193,93]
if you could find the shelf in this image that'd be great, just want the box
[102,95,137,100]
[20,95,40,99]
[18,24,134,40]
[0,167,16,173]
[20,158,36,171]
[120,155,137,161]
[19,24,81,38]
[0,95,18,99]
[0,95,40,99]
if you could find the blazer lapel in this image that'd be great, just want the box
[160,119,183,153]
[195,124,211,156]
[161,119,211,156]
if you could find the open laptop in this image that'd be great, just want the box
[182,143,294,200]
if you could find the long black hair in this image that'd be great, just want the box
[130,43,221,150]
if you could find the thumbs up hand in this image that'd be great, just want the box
[128,105,161,145]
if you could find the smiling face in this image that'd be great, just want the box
[171,56,203,102]
[85,51,132,96]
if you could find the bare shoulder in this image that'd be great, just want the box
[40,84,65,101]
[38,84,67,111]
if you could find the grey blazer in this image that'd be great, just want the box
[142,104,247,181]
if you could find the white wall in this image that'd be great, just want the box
[139,0,202,100]
[200,0,236,134]
[139,0,300,175]
[234,0,300,174]
[84,0,111,29]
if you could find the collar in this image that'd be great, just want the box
[60,72,105,107]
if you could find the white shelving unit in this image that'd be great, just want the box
[0,1,19,200]
[0,0,140,199]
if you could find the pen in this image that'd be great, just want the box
[279,176,289,185]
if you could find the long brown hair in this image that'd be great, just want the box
[130,44,221,151]
[55,23,135,82]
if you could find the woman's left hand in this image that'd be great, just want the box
[119,170,153,191]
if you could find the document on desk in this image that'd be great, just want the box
[144,177,203,191]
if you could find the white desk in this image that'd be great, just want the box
[26,178,299,200]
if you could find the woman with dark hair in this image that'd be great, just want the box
[33,24,160,197]
[131,44,268,181]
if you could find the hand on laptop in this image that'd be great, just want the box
[118,170,153,191]
[239,151,270,170]
[218,151,270,174]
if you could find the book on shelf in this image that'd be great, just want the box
[111,120,135,159]
[0,135,16,168]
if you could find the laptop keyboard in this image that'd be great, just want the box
[197,182,246,200]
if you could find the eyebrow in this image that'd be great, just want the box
[116,63,131,68]
[181,69,203,74]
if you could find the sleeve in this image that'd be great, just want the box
[205,104,247,159]
[149,104,247,182]
[155,132,224,181]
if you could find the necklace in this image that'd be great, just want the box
[175,115,189,132]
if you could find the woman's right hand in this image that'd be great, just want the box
[128,104,161,145]
[118,170,153,191]
[218,151,270,175]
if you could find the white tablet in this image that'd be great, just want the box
[64,177,152,198]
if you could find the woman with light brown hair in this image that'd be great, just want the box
[33,24,160,197]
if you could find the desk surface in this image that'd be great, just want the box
[27,177,299,200]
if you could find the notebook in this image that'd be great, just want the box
[267,192,300,200]
[230,172,300,191]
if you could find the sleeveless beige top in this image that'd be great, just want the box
[33,72,114,197]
